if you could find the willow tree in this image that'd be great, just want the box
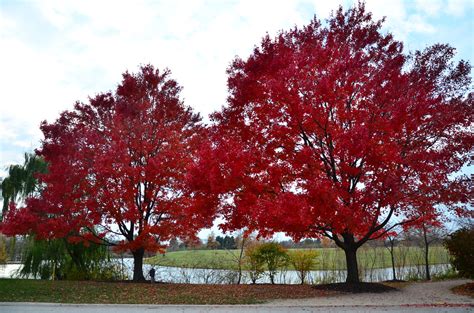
[1,153,47,221]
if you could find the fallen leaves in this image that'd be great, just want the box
[0,279,334,304]
[451,282,474,299]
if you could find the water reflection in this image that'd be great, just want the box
[116,258,452,284]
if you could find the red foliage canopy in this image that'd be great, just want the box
[189,5,473,249]
[2,65,214,254]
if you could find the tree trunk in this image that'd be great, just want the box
[269,272,275,284]
[390,248,396,281]
[236,236,246,285]
[132,248,145,281]
[389,240,397,281]
[237,261,243,285]
[300,270,305,285]
[423,227,431,280]
[343,246,360,283]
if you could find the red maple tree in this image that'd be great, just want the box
[2,65,214,281]
[189,4,473,282]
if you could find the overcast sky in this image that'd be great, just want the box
[1,0,473,238]
[1,0,473,171]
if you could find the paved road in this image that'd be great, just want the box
[0,303,473,313]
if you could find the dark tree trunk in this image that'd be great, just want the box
[424,247,430,280]
[343,245,360,283]
[132,248,145,281]
[237,262,242,285]
[334,233,361,283]
[423,226,431,280]
[300,270,305,285]
[390,248,397,281]
[250,273,258,284]
[389,239,397,281]
[236,236,246,285]
[269,272,275,284]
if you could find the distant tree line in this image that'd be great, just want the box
[279,239,321,249]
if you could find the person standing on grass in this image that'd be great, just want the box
[149,267,156,283]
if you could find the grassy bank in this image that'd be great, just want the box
[0,279,332,304]
[146,246,450,271]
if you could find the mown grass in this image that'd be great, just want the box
[146,246,450,271]
[0,279,333,304]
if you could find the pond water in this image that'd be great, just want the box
[115,258,452,284]
[0,263,22,278]
[1,258,451,283]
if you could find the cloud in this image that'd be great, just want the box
[446,0,474,16]
[0,0,472,173]
[415,0,443,16]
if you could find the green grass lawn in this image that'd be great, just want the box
[0,279,332,304]
[146,246,450,271]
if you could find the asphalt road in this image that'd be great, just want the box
[1,303,473,313]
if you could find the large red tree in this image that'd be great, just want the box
[2,65,214,281]
[189,4,473,283]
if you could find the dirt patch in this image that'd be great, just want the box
[452,282,474,298]
[382,280,411,289]
[313,282,399,293]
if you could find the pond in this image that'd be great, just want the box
[116,258,452,284]
[1,259,452,283]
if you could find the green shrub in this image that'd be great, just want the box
[444,228,474,279]
[0,236,7,264]
[289,249,318,284]
[432,268,459,281]
[246,242,289,284]
[244,243,265,284]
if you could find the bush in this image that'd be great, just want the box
[289,249,318,284]
[432,268,459,281]
[247,242,289,284]
[0,236,7,264]
[444,228,474,279]
[244,243,265,284]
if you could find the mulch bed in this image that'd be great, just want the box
[451,282,474,298]
[313,282,399,293]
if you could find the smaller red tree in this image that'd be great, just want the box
[402,207,447,281]
[1,65,214,281]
